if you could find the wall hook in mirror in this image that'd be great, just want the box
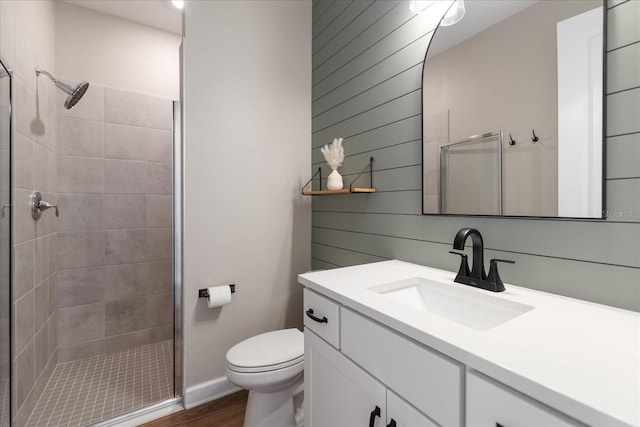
[508,133,516,146]
[531,129,539,143]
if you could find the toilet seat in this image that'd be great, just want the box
[226,360,303,393]
[227,354,303,373]
[226,328,304,373]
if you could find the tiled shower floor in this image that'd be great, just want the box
[26,340,173,427]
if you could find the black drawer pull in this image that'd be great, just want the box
[386,419,396,427]
[369,405,381,427]
[496,423,504,427]
[306,309,328,323]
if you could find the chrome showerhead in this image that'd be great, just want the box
[63,81,89,109]
[35,67,90,110]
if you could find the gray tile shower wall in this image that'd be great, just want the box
[310,0,640,311]
[55,85,174,363]
[1,0,59,424]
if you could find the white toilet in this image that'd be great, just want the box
[225,328,304,427]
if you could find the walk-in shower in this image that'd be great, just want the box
[35,68,89,109]
[4,0,182,423]
[7,68,180,426]
[19,84,180,427]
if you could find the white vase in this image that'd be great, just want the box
[327,169,343,190]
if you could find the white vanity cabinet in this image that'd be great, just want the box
[303,290,592,427]
[303,288,341,349]
[341,308,462,427]
[466,371,583,427]
[387,390,438,427]
[304,290,443,427]
[304,329,387,427]
[305,329,437,427]
[300,261,639,427]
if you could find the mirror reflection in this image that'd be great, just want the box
[422,0,604,218]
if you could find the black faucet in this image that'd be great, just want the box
[449,228,514,292]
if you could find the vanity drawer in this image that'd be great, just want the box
[303,289,340,349]
[341,308,463,427]
[467,370,582,426]
[387,390,438,427]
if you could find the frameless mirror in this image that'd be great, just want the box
[422,0,604,218]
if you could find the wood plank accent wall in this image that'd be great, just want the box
[311,0,640,311]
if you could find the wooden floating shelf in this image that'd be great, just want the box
[302,187,376,196]
[302,157,376,196]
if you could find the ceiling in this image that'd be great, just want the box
[63,0,183,35]
[428,0,538,56]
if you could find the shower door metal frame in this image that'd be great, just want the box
[0,57,13,427]
[173,100,184,399]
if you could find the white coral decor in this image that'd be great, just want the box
[320,138,345,170]
[321,138,345,190]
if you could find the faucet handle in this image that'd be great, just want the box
[449,251,470,281]
[486,259,515,292]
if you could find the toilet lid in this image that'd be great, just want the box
[226,328,304,372]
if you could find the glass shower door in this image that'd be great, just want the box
[440,132,503,215]
[0,59,12,426]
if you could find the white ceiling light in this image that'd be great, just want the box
[171,0,184,10]
[441,0,465,26]
[409,1,436,14]
[409,0,465,26]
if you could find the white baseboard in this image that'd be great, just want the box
[184,376,242,409]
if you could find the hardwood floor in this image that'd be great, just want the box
[139,391,248,427]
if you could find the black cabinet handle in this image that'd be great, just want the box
[306,309,328,323]
[369,406,381,427]
[496,423,504,427]
[386,419,396,427]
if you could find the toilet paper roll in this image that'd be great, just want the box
[207,285,232,308]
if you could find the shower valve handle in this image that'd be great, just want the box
[39,200,59,217]
[31,192,59,220]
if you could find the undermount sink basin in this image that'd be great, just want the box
[369,277,534,331]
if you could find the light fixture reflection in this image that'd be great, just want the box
[409,0,465,26]
[409,0,436,14]
[171,0,184,10]
[441,0,465,26]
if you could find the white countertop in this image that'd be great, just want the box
[299,260,640,427]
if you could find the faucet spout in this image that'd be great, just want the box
[450,228,513,292]
[453,228,486,280]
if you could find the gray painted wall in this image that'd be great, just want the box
[183,0,311,401]
[311,0,640,312]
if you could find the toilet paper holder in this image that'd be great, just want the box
[199,284,236,298]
